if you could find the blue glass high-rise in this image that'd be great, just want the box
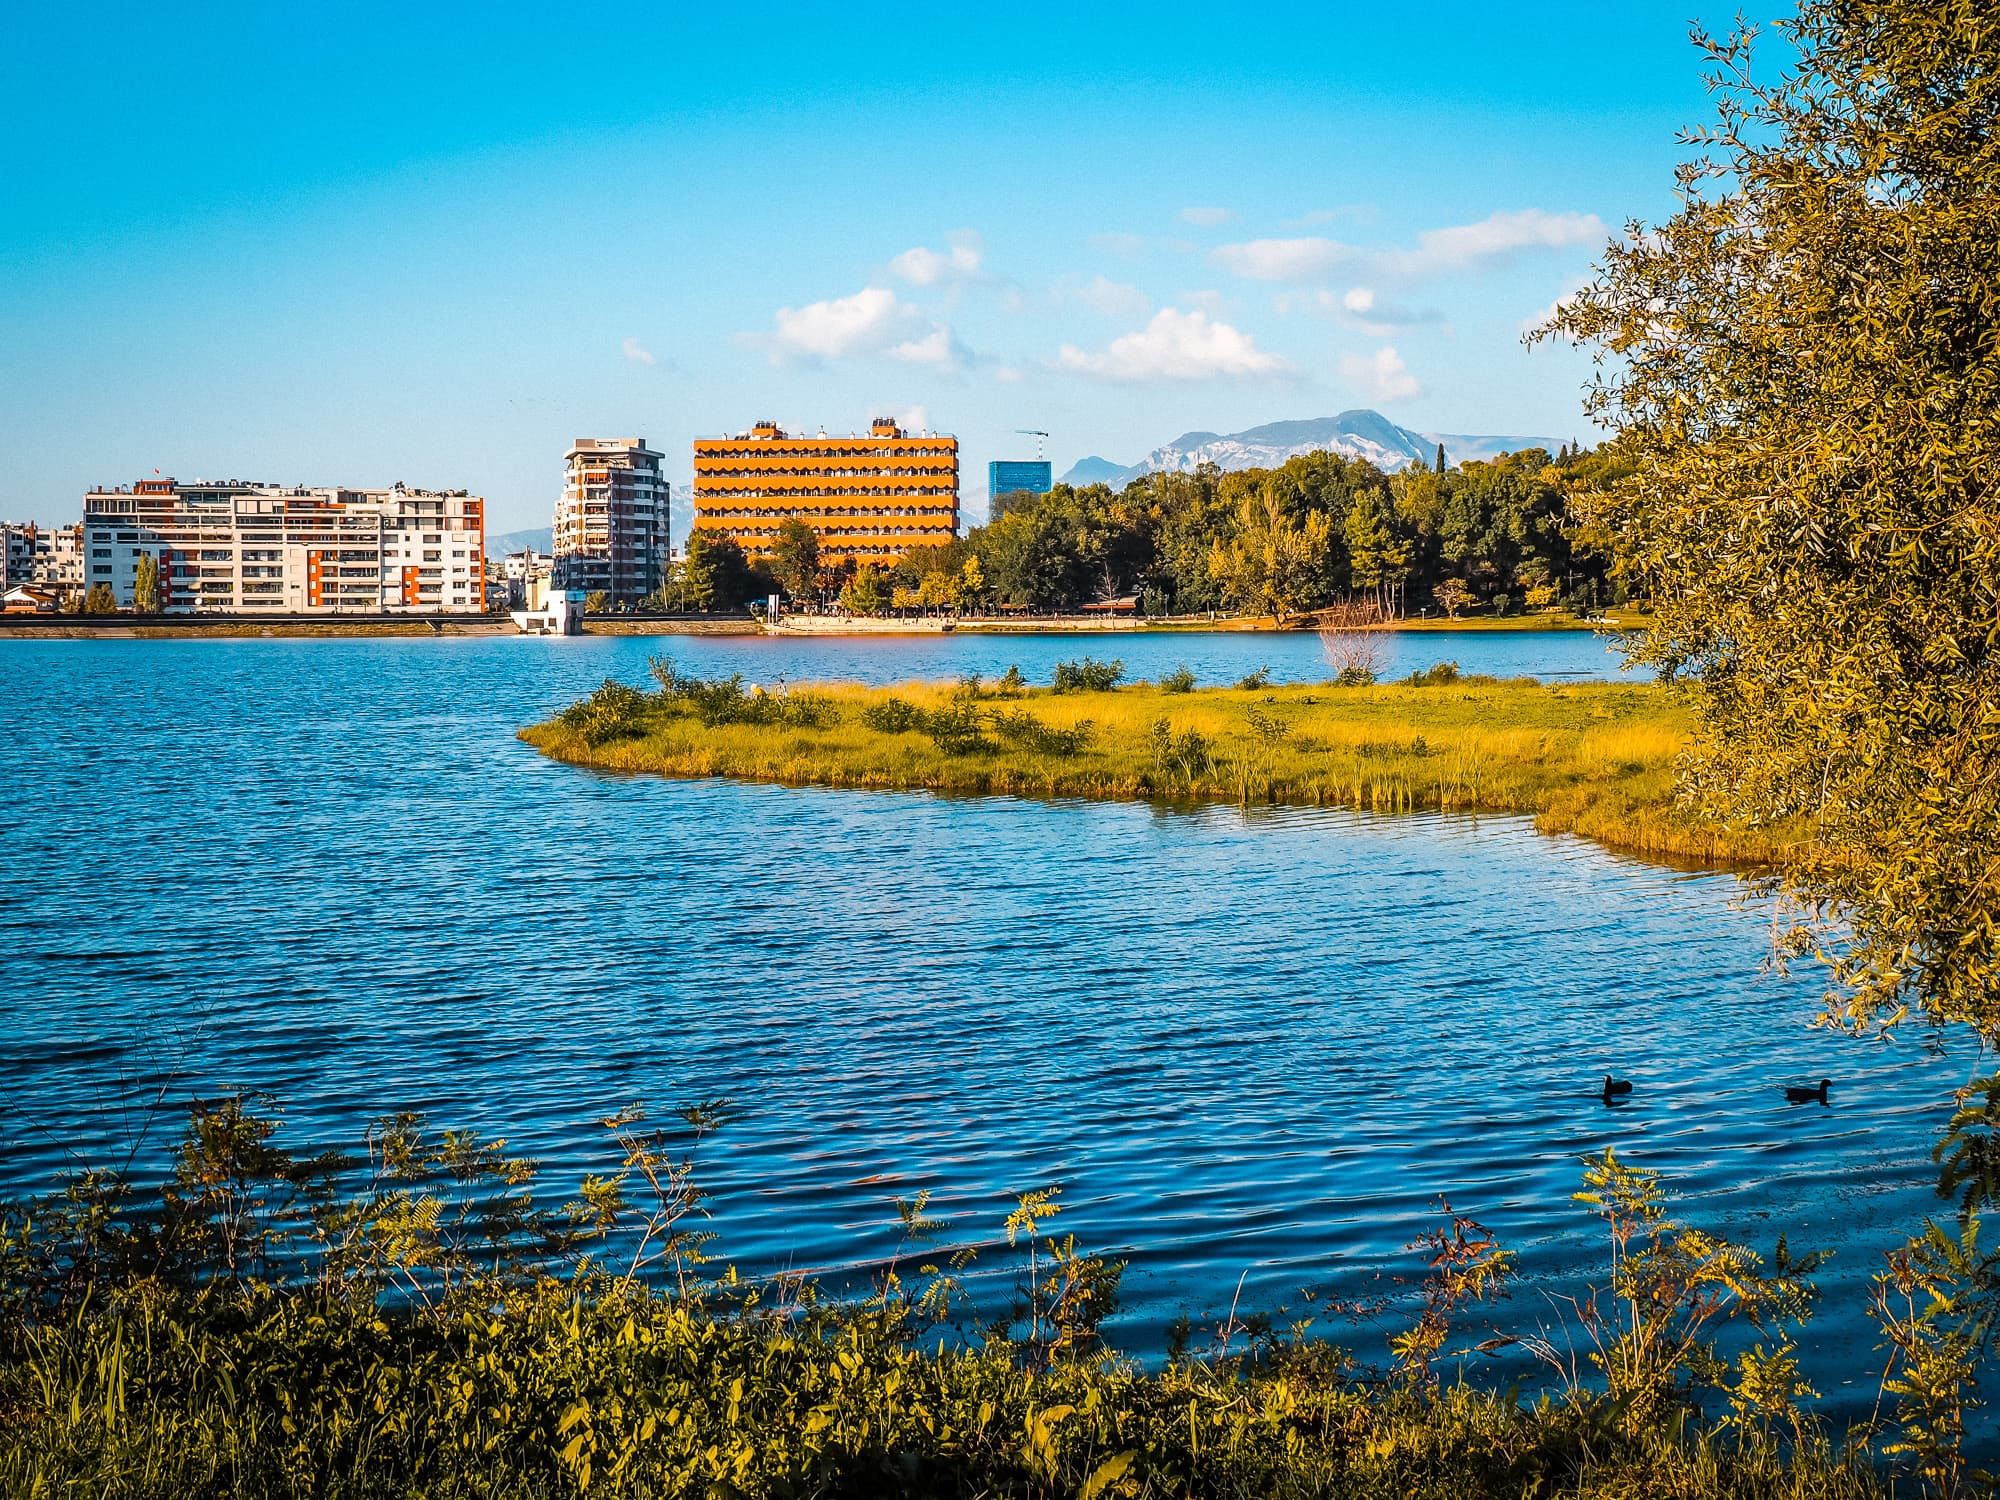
[988,460,1052,501]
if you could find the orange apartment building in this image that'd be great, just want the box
[691,418,959,564]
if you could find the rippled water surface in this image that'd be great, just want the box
[0,633,1970,1420]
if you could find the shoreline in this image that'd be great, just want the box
[0,612,1643,641]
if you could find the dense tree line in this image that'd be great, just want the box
[651,444,1634,619]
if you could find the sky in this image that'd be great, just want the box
[0,2,1760,535]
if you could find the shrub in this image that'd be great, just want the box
[1236,666,1271,691]
[1148,718,1215,783]
[557,680,652,744]
[997,664,1025,695]
[919,700,995,755]
[1159,664,1196,694]
[861,697,924,734]
[680,674,750,726]
[1406,661,1462,687]
[776,692,840,729]
[1334,665,1376,687]
[0,1094,1900,1500]
[1052,657,1124,692]
[992,710,1092,758]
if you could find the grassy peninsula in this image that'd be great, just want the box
[522,659,1792,867]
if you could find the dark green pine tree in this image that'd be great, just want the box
[1434,443,1445,476]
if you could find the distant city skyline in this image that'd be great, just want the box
[0,2,1750,533]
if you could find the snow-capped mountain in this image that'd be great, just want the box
[1058,411,1565,486]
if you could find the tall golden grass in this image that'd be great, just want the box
[522,673,1800,866]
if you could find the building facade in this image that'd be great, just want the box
[987,459,1053,504]
[553,439,670,601]
[2,523,36,587]
[4,520,91,602]
[34,523,84,597]
[80,478,485,613]
[502,547,553,608]
[692,418,958,565]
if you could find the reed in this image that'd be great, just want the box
[522,664,1802,867]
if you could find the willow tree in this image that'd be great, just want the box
[1544,3,2000,1035]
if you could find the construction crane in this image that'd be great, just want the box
[1015,428,1049,460]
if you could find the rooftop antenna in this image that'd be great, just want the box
[1016,428,1049,460]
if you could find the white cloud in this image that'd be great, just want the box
[621,337,656,365]
[768,286,911,360]
[1312,286,1433,334]
[993,366,1024,384]
[894,404,931,434]
[1384,209,1605,277]
[1211,236,1355,283]
[759,286,968,372]
[891,229,984,286]
[1214,209,1608,285]
[886,325,969,370]
[1180,206,1234,227]
[1072,274,1150,318]
[1055,307,1292,383]
[1340,345,1424,402]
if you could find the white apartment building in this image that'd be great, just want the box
[1,524,36,587]
[1,521,83,599]
[34,524,84,596]
[80,478,485,613]
[503,547,553,608]
[553,439,669,601]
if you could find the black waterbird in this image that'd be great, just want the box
[1601,1074,1633,1105]
[1785,1078,1831,1105]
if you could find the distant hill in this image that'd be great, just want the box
[1058,411,1565,486]
[1058,456,1150,489]
[487,526,553,555]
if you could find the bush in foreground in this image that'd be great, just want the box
[0,1095,1977,1497]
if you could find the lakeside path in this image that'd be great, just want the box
[522,673,1791,868]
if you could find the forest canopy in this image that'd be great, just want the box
[712,443,1631,622]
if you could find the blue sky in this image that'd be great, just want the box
[0,2,1749,534]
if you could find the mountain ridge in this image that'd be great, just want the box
[1057,411,1567,488]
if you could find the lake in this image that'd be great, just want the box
[0,631,1968,1422]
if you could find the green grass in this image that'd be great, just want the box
[1,1286,1884,1499]
[0,1097,1926,1498]
[521,667,1796,866]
